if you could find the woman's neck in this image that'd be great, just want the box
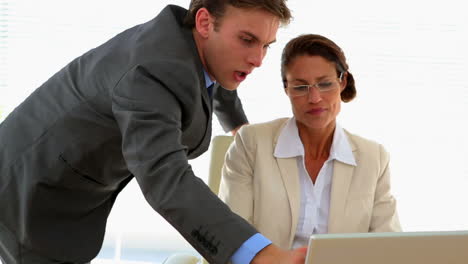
[297,121,336,160]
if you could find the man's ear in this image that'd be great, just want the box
[194,8,213,38]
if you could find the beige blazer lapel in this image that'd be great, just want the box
[275,157,300,248]
[273,126,301,248]
[328,136,357,233]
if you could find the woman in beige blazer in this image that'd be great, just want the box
[219,34,401,250]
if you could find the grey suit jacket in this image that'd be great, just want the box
[0,5,254,263]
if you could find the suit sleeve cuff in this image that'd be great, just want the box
[230,233,272,264]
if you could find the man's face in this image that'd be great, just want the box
[200,6,280,90]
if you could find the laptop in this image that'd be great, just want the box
[305,230,468,264]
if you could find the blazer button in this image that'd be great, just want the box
[211,247,218,255]
[191,230,202,242]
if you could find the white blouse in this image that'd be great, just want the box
[274,118,356,248]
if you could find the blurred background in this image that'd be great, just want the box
[1,0,467,263]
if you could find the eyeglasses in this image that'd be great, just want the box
[286,72,344,98]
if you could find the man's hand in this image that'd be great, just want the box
[251,244,307,264]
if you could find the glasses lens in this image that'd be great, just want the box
[290,85,309,97]
[317,81,337,91]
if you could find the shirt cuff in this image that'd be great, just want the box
[231,233,272,264]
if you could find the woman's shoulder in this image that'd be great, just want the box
[240,117,290,135]
[236,118,290,148]
[343,129,388,155]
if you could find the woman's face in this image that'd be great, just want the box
[284,55,346,131]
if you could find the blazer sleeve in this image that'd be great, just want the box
[370,144,402,232]
[218,126,255,224]
[212,85,248,133]
[111,65,257,264]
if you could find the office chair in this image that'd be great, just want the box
[163,135,234,264]
[162,253,200,264]
[207,135,234,195]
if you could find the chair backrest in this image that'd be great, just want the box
[207,135,234,195]
[162,253,201,264]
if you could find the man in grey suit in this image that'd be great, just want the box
[0,0,307,264]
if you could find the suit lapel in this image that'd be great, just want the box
[192,74,213,157]
[276,157,300,248]
[163,8,212,158]
[328,161,354,232]
[328,133,357,233]
[273,123,301,248]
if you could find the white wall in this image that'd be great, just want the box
[1,0,467,260]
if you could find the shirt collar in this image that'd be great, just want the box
[274,118,356,166]
[203,69,215,88]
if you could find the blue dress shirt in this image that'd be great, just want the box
[203,70,214,97]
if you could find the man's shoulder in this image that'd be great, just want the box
[80,3,200,82]
[161,4,189,20]
[137,5,195,60]
[122,5,204,97]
